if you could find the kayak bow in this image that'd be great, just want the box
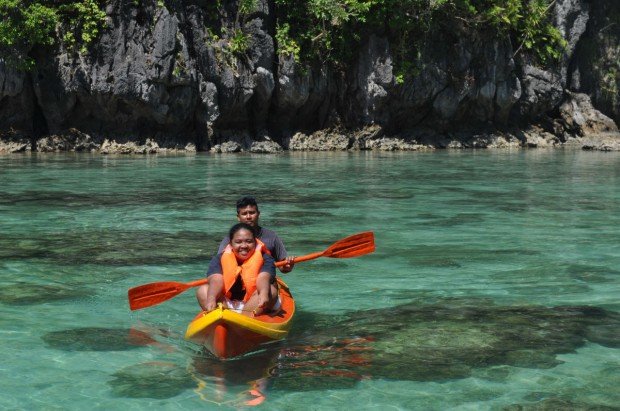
[184,278,295,359]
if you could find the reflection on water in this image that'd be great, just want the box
[109,362,195,399]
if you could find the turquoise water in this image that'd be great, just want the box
[1,150,619,410]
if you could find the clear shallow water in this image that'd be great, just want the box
[1,150,619,410]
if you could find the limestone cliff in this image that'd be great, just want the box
[0,0,618,153]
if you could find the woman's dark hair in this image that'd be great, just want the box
[229,222,257,240]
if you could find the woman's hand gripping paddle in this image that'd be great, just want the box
[128,231,375,310]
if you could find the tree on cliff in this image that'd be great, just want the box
[0,0,106,69]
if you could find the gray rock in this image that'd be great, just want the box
[554,0,590,59]
[288,131,351,151]
[581,132,620,151]
[355,35,393,124]
[36,129,98,152]
[520,127,561,148]
[210,141,242,153]
[250,140,283,153]
[100,138,159,154]
[0,130,31,153]
[559,92,618,137]
[517,65,564,119]
[571,1,620,125]
[275,56,311,113]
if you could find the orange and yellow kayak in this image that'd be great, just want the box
[184,278,295,359]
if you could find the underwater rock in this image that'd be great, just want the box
[586,324,620,348]
[503,350,564,369]
[267,299,620,387]
[179,300,620,394]
[109,362,195,399]
[566,263,620,284]
[503,397,618,411]
[0,229,216,267]
[42,327,157,351]
[0,282,91,305]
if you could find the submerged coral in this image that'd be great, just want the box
[42,327,159,351]
[0,282,92,305]
[188,300,620,391]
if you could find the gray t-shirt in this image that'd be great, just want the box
[218,226,288,262]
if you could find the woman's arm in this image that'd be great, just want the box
[196,253,224,311]
[204,273,223,312]
[255,271,273,310]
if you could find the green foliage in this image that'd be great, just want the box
[274,0,567,76]
[228,28,250,57]
[172,52,187,77]
[510,0,567,63]
[238,0,257,16]
[205,0,256,67]
[275,23,300,61]
[0,0,107,69]
[601,67,619,106]
[274,0,374,64]
[59,0,107,53]
[0,0,58,68]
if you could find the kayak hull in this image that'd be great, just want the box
[185,278,295,359]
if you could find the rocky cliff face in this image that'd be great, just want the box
[0,0,618,153]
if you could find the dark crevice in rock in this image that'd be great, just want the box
[31,76,49,147]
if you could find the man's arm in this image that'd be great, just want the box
[258,227,294,273]
[271,235,288,262]
[271,234,295,273]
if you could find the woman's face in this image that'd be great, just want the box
[231,228,256,261]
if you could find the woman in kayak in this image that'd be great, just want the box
[196,222,279,316]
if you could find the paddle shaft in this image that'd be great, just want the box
[184,279,208,287]
[275,251,323,267]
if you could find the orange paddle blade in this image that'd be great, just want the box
[279,231,375,265]
[322,231,375,258]
[128,279,207,311]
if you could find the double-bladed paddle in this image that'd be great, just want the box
[128,231,375,310]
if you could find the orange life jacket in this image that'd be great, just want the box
[221,239,269,302]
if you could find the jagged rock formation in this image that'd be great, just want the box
[0,0,618,153]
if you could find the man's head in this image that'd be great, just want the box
[236,196,260,227]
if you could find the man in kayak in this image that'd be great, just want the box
[197,222,279,316]
[216,196,295,273]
